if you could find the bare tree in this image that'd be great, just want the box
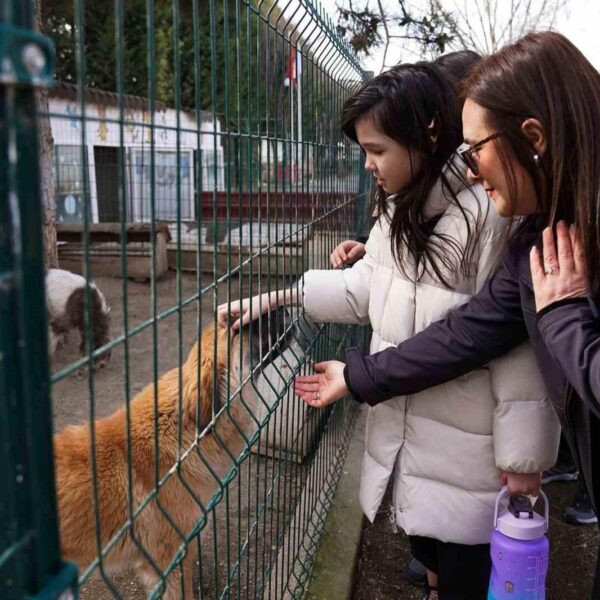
[35,0,58,269]
[436,0,569,54]
[337,0,455,71]
[336,0,569,72]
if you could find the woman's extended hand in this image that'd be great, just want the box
[217,293,272,331]
[294,360,348,407]
[500,471,542,496]
[330,240,366,269]
[530,221,590,312]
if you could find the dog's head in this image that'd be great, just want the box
[182,307,290,429]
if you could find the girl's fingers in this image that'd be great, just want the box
[555,220,574,272]
[347,244,364,259]
[529,246,545,284]
[542,226,558,273]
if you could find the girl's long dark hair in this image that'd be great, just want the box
[341,63,480,287]
[463,31,600,296]
[434,50,481,95]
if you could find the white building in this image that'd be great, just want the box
[49,83,225,224]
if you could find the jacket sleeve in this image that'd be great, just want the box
[537,298,600,420]
[490,342,560,473]
[302,220,383,325]
[472,216,560,473]
[345,259,529,405]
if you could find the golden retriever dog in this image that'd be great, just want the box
[54,309,287,599]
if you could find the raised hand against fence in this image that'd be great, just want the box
[330,240,366,269]
[217,289,300,331]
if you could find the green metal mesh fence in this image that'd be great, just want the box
[0,0,369,598]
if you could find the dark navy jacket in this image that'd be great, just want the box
[345,226,600,525]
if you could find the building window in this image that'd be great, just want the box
[54,145,88,223]
[131,150,193,221]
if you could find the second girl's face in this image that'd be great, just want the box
[355,115,423,195]
[462,99,539,217]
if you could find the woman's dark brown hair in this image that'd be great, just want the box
[340,63,481,287]
[463,31,600,295]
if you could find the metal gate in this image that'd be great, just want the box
[0,0,369,598]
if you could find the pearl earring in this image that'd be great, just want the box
[533,153,540,167]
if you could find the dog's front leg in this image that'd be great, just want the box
[136,536,197,599]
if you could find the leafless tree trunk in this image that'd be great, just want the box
[35,1,58,269]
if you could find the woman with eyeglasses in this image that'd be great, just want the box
[295,30,600,598]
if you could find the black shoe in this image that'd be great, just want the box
[542,463,579,484]
[405,557,427,588]
[564,486,598,525]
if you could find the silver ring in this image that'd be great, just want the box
[315,392,320,400]
[544,266,558,275]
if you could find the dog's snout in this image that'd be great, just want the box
[268,307,287,348]
[259,306,286,356]
[248,307,289,369]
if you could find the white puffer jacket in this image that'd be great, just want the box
[302,172,560,545]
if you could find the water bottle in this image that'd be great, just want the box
[488,486,549,599]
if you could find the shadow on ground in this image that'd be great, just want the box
[352,480,599,599]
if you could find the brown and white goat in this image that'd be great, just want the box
[45,268,111,365]
[54,309,286,599]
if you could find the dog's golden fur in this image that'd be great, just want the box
[54,323,259,599]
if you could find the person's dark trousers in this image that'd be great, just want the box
[409,535,491,599]
[594,542,600,600]
[590,421,600,599]
[543,434,579,482]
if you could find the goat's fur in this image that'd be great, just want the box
[54,321,270,599]
[46,268,111,364]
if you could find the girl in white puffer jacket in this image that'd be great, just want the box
[219,64,560,600]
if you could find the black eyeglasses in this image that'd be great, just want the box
[458,132,504,176]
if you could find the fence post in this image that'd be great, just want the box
[0,3,77,599]
[354,71,373,243]
[355,149,369,242]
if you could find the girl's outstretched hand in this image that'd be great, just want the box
[294,360,348,407]
[217,293,272,331]
[530,221,590,312]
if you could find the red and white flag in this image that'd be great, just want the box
[284,46,296,87]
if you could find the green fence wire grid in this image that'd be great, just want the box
[0,0,370,598]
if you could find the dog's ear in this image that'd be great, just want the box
[182,325,226,429]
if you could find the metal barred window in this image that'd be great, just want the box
[0,0,369,598]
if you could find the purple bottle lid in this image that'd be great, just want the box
[494,486,549,541]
